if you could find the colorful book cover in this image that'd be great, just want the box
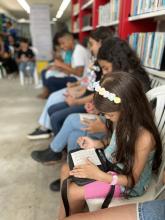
[157,33,165,70]
[133,0,139,15]
[148,32,155,67]
[137,0,143,14]
[151,33,160,68]
[144,32,152,67]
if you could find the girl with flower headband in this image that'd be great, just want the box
[57,72,162,220]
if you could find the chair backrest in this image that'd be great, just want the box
[146,85,165,198]
[146,85,165,142]
[149,75,165,89]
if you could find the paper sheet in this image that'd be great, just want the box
[71,149,101,166]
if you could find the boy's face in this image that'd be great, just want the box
[58,36,73,51]
[20,42,28,50]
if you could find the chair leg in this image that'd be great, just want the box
[33,67,39,86]
[0,65,3,79]
[19,71,24,86]
[3,67,7,77]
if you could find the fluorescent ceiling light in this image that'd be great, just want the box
[56,0,71,19]
[17,0,30,14]
[18,18,30,23]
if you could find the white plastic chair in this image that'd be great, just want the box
[19,47,39,86]
[86,85,165,211]
[0,62,7,79]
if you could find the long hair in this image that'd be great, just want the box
[93,72,162,186]
[97,37,151,93]
[89,27,114,43]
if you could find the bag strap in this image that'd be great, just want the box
[62,177,116,216]
[61,177,70,217]
[101,185,115,209]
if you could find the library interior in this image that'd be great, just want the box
[0,0,165,220]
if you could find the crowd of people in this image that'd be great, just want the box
[0,21,35,78]
[4,25,163,219]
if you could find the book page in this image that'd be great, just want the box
[71,149,101,166]
[79,114,96,122]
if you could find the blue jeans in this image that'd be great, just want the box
[19,61,35,76]
[48,102,86,135]
[137,200,165,220]
[50,113,105,153]
[38,88,66,129]
[41,69,77,93]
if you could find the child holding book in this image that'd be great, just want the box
[57,72,162,220]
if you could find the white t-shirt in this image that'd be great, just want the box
[71,44,90,79]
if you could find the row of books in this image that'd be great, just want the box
[82,14,92,28]
[73,3,79,16]
[98,0,120,26]
[130,0,165,16]
[129,32,165,70]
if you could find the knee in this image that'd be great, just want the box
[60,163,70,178]
[68,183,84,200]
[64,113,80,126]
[48,105,55,116]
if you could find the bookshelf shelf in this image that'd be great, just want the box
[144,67,165,79]
[82,26,93,32]
[81,0,93,10]
[71,0,165,80]
[97,20,119,28]
[129,8,165,21]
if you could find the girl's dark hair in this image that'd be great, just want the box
[93,72,162,187]
[97,37,151,93]
[89,27,114,43]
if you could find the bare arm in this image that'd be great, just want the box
[71,129,155,188]
[0,42,4,57]
[76,94,93,105]
[97,129,155,187]
[55,59,84,77]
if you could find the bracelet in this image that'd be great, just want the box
[110,172,118,185]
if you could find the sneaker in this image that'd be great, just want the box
[49,178,61,192]
[31,147,62,164]
[27,128,52,140]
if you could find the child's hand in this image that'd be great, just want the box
[77,136,99,149]
[70,159,104,180]
[67,82,76,88]
[81,116,107,133]
[54,59,64,68]
[21,55,28,62]
[65,95,77,106]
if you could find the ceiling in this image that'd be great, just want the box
[0,0,71,21]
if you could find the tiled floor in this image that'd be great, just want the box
[0,78,61,220]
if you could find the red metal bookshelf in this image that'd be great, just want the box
[71,0,157,41]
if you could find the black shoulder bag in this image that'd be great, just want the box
[61,148,123,217]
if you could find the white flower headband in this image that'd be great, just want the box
[93,81,121,104]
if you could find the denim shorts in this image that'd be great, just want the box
[137,200,165,220]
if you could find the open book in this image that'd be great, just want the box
[71,148,101,166]
[79,114,96,122]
